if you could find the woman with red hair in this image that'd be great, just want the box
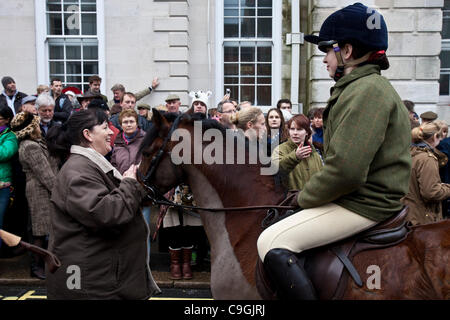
[271,114,323,190]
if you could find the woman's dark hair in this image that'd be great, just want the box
[47,109,108,163]
[338,39,389,70]
[265,108,289,141]
[0,106,14,124]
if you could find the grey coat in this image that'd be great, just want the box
[18,139,58,236]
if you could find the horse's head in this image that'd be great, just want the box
[137,109,184,200]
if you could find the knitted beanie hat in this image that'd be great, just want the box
[2,76,15,89]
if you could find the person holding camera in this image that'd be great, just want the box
[271,114,323,191]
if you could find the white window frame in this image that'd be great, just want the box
[215,0,282,113]
[35,0,105,93]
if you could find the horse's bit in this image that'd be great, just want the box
[137,113,298,223]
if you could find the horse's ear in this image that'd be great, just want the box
[151,108,165,129]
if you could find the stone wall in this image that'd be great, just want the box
[0,0,37,95]
[307,0,446,121]
[105,0,191,108]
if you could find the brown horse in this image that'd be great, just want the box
[138,110,450,300]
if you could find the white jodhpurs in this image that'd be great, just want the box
[257,203,378,262]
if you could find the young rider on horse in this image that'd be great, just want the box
[257,3,412,300]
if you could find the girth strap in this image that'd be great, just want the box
[330,246,363,287]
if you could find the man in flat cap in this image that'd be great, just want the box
[21,95,38,115]
[420,111,438,124]
[165,94,181,114]
[0,76,27,116]
[137,103,151,119]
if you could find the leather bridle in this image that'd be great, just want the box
[137,113,298,215]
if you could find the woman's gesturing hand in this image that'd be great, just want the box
[296,145,312,160]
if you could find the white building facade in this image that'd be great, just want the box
[0,0,448,118]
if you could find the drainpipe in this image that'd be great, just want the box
[286,0,303,114]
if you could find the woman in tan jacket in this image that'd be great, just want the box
[402,122,450,225]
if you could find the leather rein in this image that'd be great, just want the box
[137,113,298,213]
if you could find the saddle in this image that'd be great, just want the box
[256,207,412,300]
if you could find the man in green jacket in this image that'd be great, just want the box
[257,3,411,300]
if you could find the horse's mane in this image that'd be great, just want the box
[140,112,250,156]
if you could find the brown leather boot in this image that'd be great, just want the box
[169,247,182,280]
[182,246,193,280]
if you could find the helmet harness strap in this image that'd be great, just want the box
[332,42,375,81]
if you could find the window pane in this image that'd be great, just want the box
[242,9,255,16]
[48,13,63,35]
[82,14,97,35]
[67,62,81,74]
[257,63,271,76]
[224,46,239,62]
[257,47,271,62]
[443,16,450,39]
[224,77,239,84]
[224,0,239,7]
[241,77,255,84]
[440,74,449,95]
[257,86,271,106]
[241,18,255,37]
[241,0,255,7]
[67,75,82,82]
[225,64,239,75]
[257,18,272,37]
[440,50,450,69]
[241,64,255,75]
[84,62,98,74]
[47,3,62,11]
[83,44,98,59]
[224,9,239,16]
[241,86,255,104]
[64,12,80,35]
[81,4,96,12]
[241,47,255,62]
[258,0,272,7]
[257,77,271,84]
[225,18,239,37]
[50,61,65,74]
[258,9,272,16]
[66,45,81,59]
[49,45,64,59]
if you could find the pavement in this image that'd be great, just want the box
[0,252,211,289]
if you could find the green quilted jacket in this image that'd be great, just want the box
[298,64,412,222]
[0,128,18,184]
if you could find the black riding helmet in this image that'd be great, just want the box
[304,3,388,80]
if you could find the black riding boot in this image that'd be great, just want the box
[264,248,317,300]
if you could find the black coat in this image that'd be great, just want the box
[52,92,73,123]
[0,91,27,114]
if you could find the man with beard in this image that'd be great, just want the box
[36,93,57,138]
